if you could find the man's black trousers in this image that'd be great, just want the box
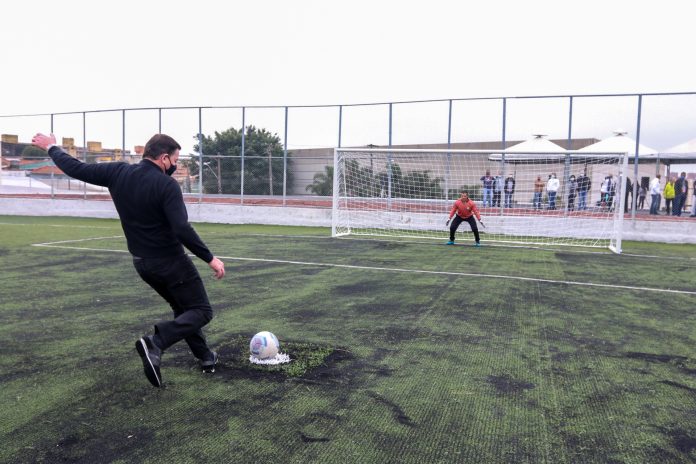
[133,254,213,359]
[450,215,480,243]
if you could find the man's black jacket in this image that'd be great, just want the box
[48,146,213,263]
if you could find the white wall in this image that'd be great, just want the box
[1,197,695,245]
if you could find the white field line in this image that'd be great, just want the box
[31,235,124,246]
[0,222,118,230]
[226,234,696,261]
[31,240,696,296]
[7,220,694,261]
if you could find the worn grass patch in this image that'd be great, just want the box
[205,334,347,378]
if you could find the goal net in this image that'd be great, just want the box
[332,148,628,253]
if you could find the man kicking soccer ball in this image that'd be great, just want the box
[32,133,225,388]
[446,191,484,246]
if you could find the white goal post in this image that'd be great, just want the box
[332,148,629,253]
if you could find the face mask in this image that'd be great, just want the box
[163,155,177,176]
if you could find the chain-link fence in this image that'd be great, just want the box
[1,93,696,211]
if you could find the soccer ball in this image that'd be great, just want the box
[250,331,280,360]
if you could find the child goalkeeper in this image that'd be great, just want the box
[446,191,483,246]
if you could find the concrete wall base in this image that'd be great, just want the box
[1,198,694,245]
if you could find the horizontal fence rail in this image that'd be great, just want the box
[1,92,696,218]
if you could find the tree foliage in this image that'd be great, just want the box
[186,126,290,195]
[21,146,48,159]
[306,165,333,196]
[346,161,445,199]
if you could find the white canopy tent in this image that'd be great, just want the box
[664,138,696,154]
[578,131,658,159]
[660,137,696,175]
[488,134,567,161]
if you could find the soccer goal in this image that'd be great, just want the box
[332,148,629,253]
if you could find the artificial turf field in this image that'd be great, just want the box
[1,215,695,464]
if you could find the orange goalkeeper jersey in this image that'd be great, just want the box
[449,198,481,221]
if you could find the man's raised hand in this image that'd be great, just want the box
[31,133,56,151]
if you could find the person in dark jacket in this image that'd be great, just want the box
[567,175,577,211]
[504,174,515,208]
[576,171,591,211]
[673,172,688,216]
[624,177,633,213]
[32,132,226,388]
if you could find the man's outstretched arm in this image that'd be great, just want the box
[32,133,116,187]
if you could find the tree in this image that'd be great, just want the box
[396,169,444,199]
[21,146,48,159]
[186,126,291,195]
[306,165,333,196]
[344,161,445,199]
[380,163,444,199]
[345,159,380,197]
[448,184,481,201]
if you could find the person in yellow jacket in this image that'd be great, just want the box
[663,178,675,215]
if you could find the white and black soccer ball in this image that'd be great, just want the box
[249,331,280,360]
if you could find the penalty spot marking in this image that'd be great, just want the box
[31,239,696,296]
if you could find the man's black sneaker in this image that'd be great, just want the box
[201,351,219,373]
[135,336,162,387]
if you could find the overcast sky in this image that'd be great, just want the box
[1,0,695,153]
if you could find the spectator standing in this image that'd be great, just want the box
[492,172,503,207]
[546,173,559,210]
[664,177,675,215]
[649,174,662,215]
[480,170,494,207]
[673,172,688,216]
[624,177,633,213]
[606,174,616,210]
[533,176,544,210]
[600,176,609,209]
[567,175,577,211]
[576,171,591,211]
[504,174,515,208]
[637,184,647,210]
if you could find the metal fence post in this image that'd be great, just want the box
[446,99,452,201]
[283,106,288,206]
[122,109,126,161]
[83,112,87,200]
[241,107,245,205]
[198,107,203,202]
[563,96,574,216]
[387,103,393,208]
[50,114,54,197]
[632,95,643,220]
[338,105,343,149]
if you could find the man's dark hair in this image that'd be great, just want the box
[143,134,181,159]
[460,190,468,196]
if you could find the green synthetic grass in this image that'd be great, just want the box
[0,215,695,463]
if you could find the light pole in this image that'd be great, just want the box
[203,161,222,194]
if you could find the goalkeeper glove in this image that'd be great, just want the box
[446,218,451,226]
